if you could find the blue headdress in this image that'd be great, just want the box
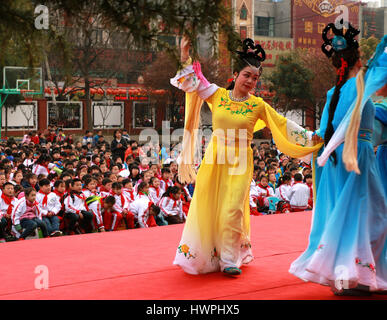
[321,21,360,58]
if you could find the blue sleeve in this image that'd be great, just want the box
[317,88,334,139]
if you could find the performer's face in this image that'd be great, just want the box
[235,66,260,95]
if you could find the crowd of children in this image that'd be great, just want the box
[249,141,314,216]
[0,127,314,243]
[0,127,189,242]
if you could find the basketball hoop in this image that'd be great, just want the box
[20,89,35,102]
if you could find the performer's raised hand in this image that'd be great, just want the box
[180,35,191,63]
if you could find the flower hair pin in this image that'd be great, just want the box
[321,21,360,58]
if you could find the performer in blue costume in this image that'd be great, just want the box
[289,24,387,296]
[373,83,387,197]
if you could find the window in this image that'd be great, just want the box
[240,4,248,20]
[47,101,82,129]
[93,101,124,129]
[1,101,37,130]
[254,16,274,37]
[133,102,155,128]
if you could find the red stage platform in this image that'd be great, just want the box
[0,211,385,300]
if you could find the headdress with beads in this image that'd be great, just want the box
[236,38,266,63]
[321,21,360,58]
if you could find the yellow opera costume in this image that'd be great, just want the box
[170,59,323,274]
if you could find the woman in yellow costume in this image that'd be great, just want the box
[171,37,323,276]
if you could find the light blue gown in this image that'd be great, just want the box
[373,101,387,197]
[289,77,387,291]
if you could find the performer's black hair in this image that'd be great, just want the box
[227,38,266,90]
[321,22,360,165]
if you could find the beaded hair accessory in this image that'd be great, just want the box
[321,21,360,58]
[236,38,266,64]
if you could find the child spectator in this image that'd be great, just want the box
[148,177,162,209]
[99,178,113,199]
[289,166,299,185]
[275,174,292,202]
[158,186,185,225]
[0,172,6,196]
[10,170,23,186]
[14,185,24,199]
[174,176,191,217]
[82,131,93,146]
[129,165,140,185]
[256,175,275,209]
[0,183,16,242]
[134,170,152,193]
[122,179,135,202]
[101,195,123,232]
[36,178,62,237]
[21,172,38,190]
[85,195,106,232]
[32,154,52,177]
[64,179,94,234]
[49,180,65,218]
[12,187,49,240]
[82,177,99,198]
[288,173,310,212]
[129,182,158,228]
[268,172,278,192]
[304,174,314,209]
[159,167,173,194]
[249,171,261,216]
[111,182,135,229]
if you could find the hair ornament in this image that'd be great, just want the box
[236,38,266,62]
[321,21,360,58]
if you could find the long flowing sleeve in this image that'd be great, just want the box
[255,99,324,161]
[169,58,219,183]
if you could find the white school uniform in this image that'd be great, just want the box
[87,199,104,230]
[47,192,63,215]
[275,184,292,202]
[112,193,131,213]
[256,184,275,198]
[158,196,185,221]
[250,179,259,208]
[148,186,162,207]
[129,194,153,228]
[0,195,17,219]
[64,193,87,214]
[288,182,310,209]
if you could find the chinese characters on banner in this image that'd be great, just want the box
[254,37,294,68]
[292,0,360,50]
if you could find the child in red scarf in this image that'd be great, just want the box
[110,182,135,230]
[99,178,113,199]
[12,187,49,240]
[36,178,62,237]
[256,175,275,208]
[304,174,314,210]
[0,183,16,242]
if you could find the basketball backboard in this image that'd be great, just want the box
[2,66,43,94]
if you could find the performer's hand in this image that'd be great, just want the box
[312,134,323,144]
[180,35,191,63]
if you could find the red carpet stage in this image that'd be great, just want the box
[0,211,385,300]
